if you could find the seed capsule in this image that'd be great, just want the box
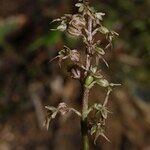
[85,76,94,86]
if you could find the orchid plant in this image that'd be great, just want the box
[45,0,120,149]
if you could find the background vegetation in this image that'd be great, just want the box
[0,0,149,149]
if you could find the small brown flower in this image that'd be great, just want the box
[67,15,86,37]
[70,15,86,29]
[58,103,69,115]
[70,49,80,62]
[68,26,82,37]
[50,47,80,67]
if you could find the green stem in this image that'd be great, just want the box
[81,87,90,150]
[81,14,93,150]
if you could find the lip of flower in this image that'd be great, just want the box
[71,68,81,79]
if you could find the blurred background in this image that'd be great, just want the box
[0,0,150,150]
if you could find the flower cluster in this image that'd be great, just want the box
[50,46,80,67]
[46,0,120,145]
[44,103,81,130]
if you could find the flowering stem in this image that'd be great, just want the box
[81,16,93,150]
[81,87,90,150]
[46,0,119,147]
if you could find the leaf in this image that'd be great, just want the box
[51,110,58,118]
[105,43,111,49]
[110,31,119,36]
[51,18,62,23]
[28,32,62,51]
[90,66,97,74]
[95,12,105,20]
[101,56,109,67]
[101,109,108,119]
[96,79,109,87]
[94,130,100,144]
[94,126,110,144]
[101,133,110,142]
[70,108,81,117]
[45,106,57,112]
[109,83,121,87]
[92,103,100,110]
[44,107,58,130]
[93,73,103,79]
[75,3,84,12]
[90,125,97,135]
[0,15,27,42]
[84,108,92,116]
[57,22,67,31]
[44,106,58,129]
[99,26,109,34]
[95,47,105,55]
[44,117,51,130]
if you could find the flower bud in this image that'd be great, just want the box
[85,76,94,86]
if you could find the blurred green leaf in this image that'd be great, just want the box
[0,16,26,43]
[29,32,62,51]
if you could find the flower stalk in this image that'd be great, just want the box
[81,87,90,150]
[81,15,93,149]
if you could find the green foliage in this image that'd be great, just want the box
[29,32,62,51]
[0,16,25,43]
